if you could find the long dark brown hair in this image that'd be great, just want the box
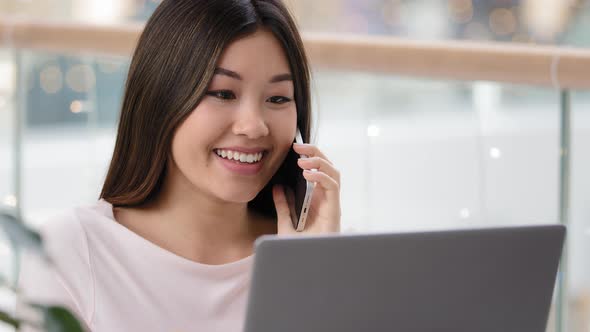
[100,0,311,218]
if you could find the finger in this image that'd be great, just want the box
[303,170,339,197]
[272,184,295,234]
[297,157,340,185]
[293,143,332,164]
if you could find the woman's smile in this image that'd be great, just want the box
[213,148,269,176]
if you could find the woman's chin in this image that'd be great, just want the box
[216,189,261,204]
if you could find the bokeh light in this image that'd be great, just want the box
[65,64,96,93]
[449,0,474,24]
[69,100,83,113]
[489,8,518,36]
[39,65,63,94]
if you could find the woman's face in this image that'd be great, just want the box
[169,28,297,204]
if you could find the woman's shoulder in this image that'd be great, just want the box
[39,201,109,253]
[16,202,104,330]
[37,200,111,273]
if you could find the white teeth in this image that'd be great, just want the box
[215,149,264,164]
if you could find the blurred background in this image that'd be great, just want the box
[1,0,589,331]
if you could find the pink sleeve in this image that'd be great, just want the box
[16,212,95,331]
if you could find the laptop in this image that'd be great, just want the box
[243,225,565,332]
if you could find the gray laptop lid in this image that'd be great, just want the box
[244,225,565,332]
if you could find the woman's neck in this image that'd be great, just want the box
[112,170,276,265]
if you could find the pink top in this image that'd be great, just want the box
[17,200,254,332]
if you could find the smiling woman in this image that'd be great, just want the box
[16,0,340,331]
[169,29,298,204]
[100,0,312,213]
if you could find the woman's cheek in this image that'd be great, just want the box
[271,105,297,139]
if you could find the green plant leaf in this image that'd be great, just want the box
[0,309,20,328]
[44,306,86,332]
[32,304,85,332]
[0,210,46,257]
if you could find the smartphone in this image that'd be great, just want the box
[287,128,315,232]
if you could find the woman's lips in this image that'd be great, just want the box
[214,151,265,176]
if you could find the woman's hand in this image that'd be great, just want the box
[272,143,341,235]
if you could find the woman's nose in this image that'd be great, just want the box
[231,101,270,139]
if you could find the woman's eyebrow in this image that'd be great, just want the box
[215,67,242,80]
[214,67,292,83]
[269,73,292,83]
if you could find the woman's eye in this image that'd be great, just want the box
[206,90,236,100]
[267,96,292,104]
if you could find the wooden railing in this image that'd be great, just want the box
[1,17,590,89]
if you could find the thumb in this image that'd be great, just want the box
[272,184,295,234]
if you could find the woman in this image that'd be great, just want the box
[18,0,340,331]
